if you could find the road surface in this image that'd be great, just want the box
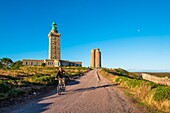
[4,70,147,113]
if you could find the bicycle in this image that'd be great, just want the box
[57,78,66,95]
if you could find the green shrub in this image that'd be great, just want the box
[41,63,46,67]
[0,81,11,93]
[16,80,29,87]
[147,82,158,89]
[115,76,142,88]
[115,77,121,82]
[10,60,23,70]
[119,76,129,82]
[0,93,6,99]
[27,74,55,85]
[154,86,170,101]
[8,89,25,97]
[34,76,50,82]
[127,79,142,88]
[114,68,129,76]
[32,74,44,77]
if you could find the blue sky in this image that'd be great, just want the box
[0,0,170,71]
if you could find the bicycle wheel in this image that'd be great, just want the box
[62,84,66,92]
[57,84,62,95]
[62,78,66,92]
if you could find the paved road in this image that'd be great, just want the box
[7,70,146,113]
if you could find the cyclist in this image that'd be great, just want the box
[56,67,65,89]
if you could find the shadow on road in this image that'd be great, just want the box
[32,102,53,113]
[39,84,117,102]
[73,84,117,93]
[62,84,117,96]
[66,79,80,86]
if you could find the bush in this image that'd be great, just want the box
[41,63,46,67]
[147,82,158,89]
[33,74,44,78]
[114,68,129,76]
[8,89,25,97]
[127,79,142,88]
[0,93,6,99]
[0,81,11,93]
[34,76,52,84]
[154,86,170,101]
[0,62,4,69]
[10,60,23,70]
[115,77,121,82]
[115,76,142,88]
[16,80,29,87]
[25,74,55,85]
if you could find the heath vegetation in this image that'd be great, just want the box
[99,68,170,113]
[0,59,90,102]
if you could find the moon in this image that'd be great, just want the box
[137,29,140,32]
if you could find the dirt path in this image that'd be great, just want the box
[3,70,148,113]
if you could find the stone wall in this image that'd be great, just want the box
[142,73,170,86]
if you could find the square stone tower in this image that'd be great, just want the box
[95,48,101,68]
[90,49,95,67]
[48,22,61,60]
[90,48,101,68]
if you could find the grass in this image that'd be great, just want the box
[0,66,90,100]
[99,68,170,113]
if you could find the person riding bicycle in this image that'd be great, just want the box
[56,67,65,88]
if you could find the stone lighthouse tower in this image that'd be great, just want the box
[48,22,61,60]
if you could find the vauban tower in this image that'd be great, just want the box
[22,22,82,67]
[90,48,101,68]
